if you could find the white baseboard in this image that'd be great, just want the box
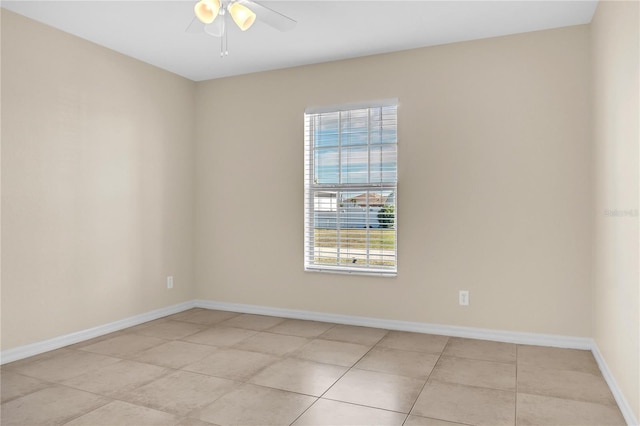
[0,300,196,365]
[193,299,592,349]
[3,298,635,426]
[591,341,639,426]
[197,299,635,425]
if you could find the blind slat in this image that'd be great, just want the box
[304,101,398,276]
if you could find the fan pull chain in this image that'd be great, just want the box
[220,8,229,57]
[224,26,229,56]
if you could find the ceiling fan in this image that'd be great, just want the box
[187,0,296,56]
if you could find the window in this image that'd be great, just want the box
[304,100,398,275]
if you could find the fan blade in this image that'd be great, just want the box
[186,16,205,33]
[186,14,222,37]
[204,19,224,37]
[244,0,296,32]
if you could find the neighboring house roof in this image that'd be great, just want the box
[348,193,387,207]
[315,191,394,207]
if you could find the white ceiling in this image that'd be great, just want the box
[2,0,598,82]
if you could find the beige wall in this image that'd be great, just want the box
[591,0,640,420]
[1,11,196,350]
[4,5,637,417]
[194,26,593,337]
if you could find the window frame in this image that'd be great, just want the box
[304,99,398,276]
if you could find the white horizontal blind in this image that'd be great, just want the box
[304,101,398,275]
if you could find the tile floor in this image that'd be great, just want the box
[0,308,626,426]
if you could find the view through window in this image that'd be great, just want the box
[304,100,398,275]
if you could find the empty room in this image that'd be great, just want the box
[1,0,638,425]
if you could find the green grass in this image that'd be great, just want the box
[313,228,396,267]
[314,228,395,250]
[314,257,395,267]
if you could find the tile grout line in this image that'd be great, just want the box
[401,337,449,426]
[159,318,386,425]
[286,330,389,425]
[5,310,625,426]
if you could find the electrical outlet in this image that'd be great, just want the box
[167,276,174,290]
[459,290,469,306]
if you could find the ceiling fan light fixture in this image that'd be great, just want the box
[228,1,256,31]
[194,0,221,24]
